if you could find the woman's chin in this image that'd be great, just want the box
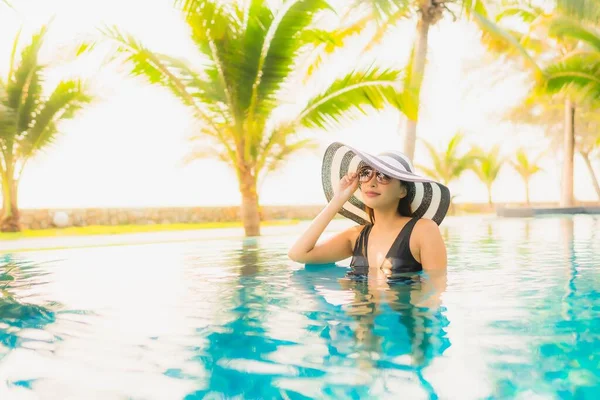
[362,197,381,208]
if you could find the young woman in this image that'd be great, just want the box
[288,142,451,280]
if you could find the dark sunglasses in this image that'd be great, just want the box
[357,166,392,185]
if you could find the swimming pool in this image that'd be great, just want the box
[0,215,598,399]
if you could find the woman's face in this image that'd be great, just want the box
[357,166,406,209]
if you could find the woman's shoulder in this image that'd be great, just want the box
[345,224,369,248]
[413,218,442,240]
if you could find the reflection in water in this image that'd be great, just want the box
[487,217,600,398]
[337,272,450,398]
[0,254,57,387]
[185,239,299,399]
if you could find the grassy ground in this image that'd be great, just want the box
[0,219,302,241]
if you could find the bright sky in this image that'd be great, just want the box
[0,0,598,209]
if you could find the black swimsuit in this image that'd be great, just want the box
[348,218,422,280]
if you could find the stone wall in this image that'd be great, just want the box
[17,205,328,230]
[13,201,600,230]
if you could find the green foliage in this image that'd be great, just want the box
[510,148,543,181]
[0,26,91,230]
[417,132,479,186]
[0,26,91,173]
[109,0,408,185]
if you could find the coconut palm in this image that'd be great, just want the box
[471,144,504,205]
[510,148,543,205]
[334,0,491,161]
[107,0,410,237]
[416,132,478,212]
[417,132,479,186]
[330,0,599,162]
[474,3,600,207]
[0,26,92,232]
[506,95,600,201]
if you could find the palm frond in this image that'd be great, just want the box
[419,138,443,174]
[543,51,600,99]
[351,0,410,23]
[6,26,47,135]
[362,3,411,52]
[180,0,244,127]
[417,133,478,185]
[556,0,600,23]
[510,148,543,179]
[262,138,317,175]
[297,67,403,129]
[471,144,504,185]
[251,0,331,119]
[0,80,15,144]
[461,0,489,19]
[7,27,22,85]
[415,164,444,183]
[184,139,237,168]
[472,11,543,80]
[548,17,600,51]
[300,27,353,83]
[19,80,91,159]
[399,42,420,120]
[103,26,230,127]
[495,6,539,23]
[255,121,297,173]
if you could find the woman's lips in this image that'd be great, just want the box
[365,192,380,198]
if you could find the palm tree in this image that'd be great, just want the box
[107,0,409,237]
[509,148,543,206]
[417,132,478,212]
[0,26,92,232]
[417,132,478,186]
[471,144,504,206]
[337,0,490,161]
[331,0,599,162]
[474,5,600,208]
[506,96,600,201]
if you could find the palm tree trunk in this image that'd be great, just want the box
[1,172,20,232]
[525,178,531,206]
[239,169,261,237]
[580,151,600,200]
[561,98,575,207]
[487,185,493,206]
[403,15,430,162]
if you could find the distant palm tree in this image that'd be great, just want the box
[471,145,504,206]
[506,95,600,201]
[417,132,478,212]
[107,0,410,237]
[0,26,92,232]
[510,149,543,205]
[417,132,478,186]
[474,5,600,208]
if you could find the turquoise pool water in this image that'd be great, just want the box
[0,215,598,399]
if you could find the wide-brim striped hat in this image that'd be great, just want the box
[321,142,451,225]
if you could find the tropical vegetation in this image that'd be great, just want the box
[0,26,92,232]
[510,148,544,205]
[107,0,411,236]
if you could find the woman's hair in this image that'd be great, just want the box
[364,181,414,224]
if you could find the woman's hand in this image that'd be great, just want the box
[334,171,359,203]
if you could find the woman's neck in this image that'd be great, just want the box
[372,206,404,230]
